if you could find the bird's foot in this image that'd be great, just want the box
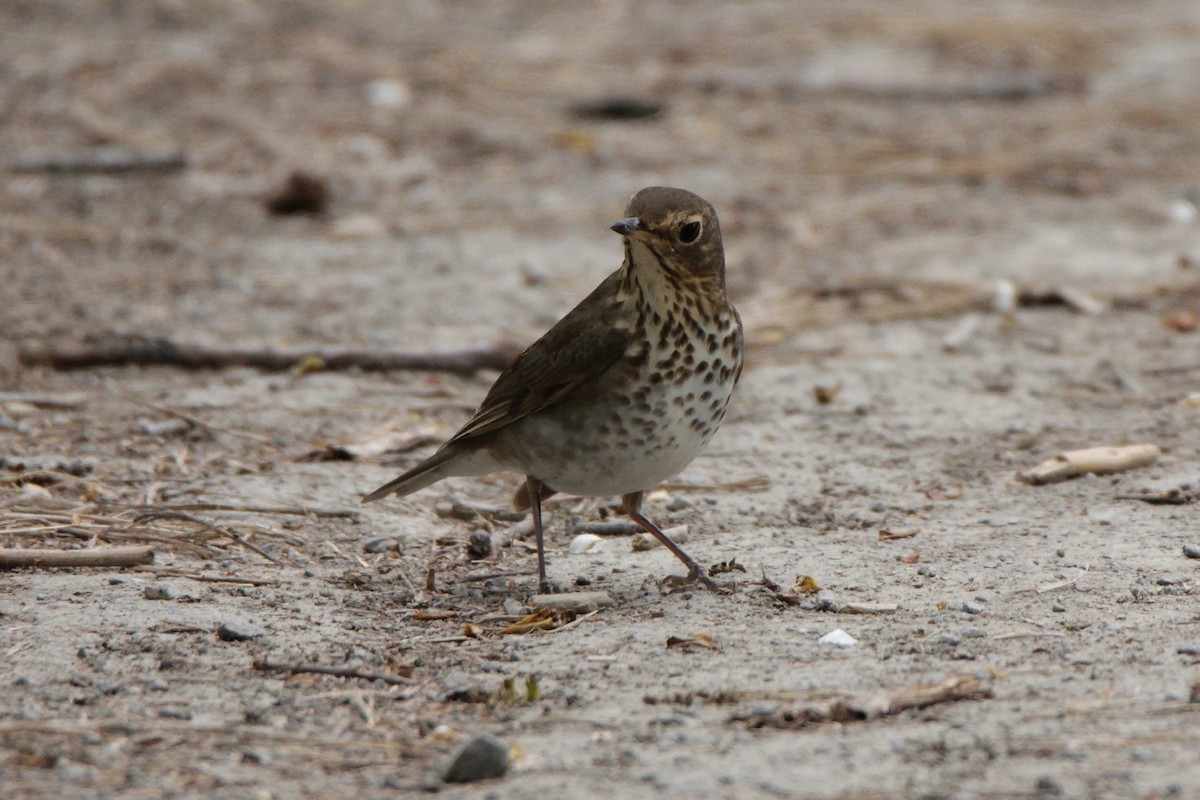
[660,567,734,594]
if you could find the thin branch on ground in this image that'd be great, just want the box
[252,659,414,686]
[10,147,187,175]
[735,673,992,729]
[123,502,360,519]
[132,510,285,565]
[0,546,153,569]
[132,566,279,586]
[18,338,518,375]
[119,395,274,444]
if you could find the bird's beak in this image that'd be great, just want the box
[610,216,644,237]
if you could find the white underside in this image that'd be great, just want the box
[490,351,735,497]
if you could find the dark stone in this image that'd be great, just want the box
[467,530,493,559]
[442,733,509,783]
[216,621,260,642]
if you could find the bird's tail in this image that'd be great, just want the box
[361,443,501,503]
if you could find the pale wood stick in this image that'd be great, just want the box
[0,546,153,569]
[1018,443,1161,485]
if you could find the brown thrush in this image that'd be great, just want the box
[363,187,743,592]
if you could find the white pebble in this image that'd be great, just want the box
[818,628,857,647]
[992,279,1017,313]
[568,533,604,554]
[365,78,411,109]
[331,213,387,239]
[1168,198,1198,224]
[644,488,672,505]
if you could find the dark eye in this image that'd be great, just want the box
[678,220,701,243]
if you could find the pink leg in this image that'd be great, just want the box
[527,476,552,593]
[622,491,726,592]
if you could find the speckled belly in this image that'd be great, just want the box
[491,353,738,497]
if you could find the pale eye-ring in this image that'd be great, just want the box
[678,220,702,244]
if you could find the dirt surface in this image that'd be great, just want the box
[4,2,1200,798]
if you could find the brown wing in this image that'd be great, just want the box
[446,271,631,444]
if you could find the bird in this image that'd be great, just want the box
[362,186,743,593]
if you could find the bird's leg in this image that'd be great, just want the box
[621,491,726,592]
[511,481,559,512]
[527,476,553,594]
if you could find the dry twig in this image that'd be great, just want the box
[1018,443,1161,485]
[132,566,279,586]
[120,395,272,443]
[252,659,414,686]
[10,146,187,175]
[1114,490,1197,506]
[126,501,358,519]
[0,392,89,408]
[737,673,991,729]
[18,338,517,375]
[1034,566,1090,594]
[132,510,285,565]
[0,546,153,569]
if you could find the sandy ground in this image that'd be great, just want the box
[3,1,1200,798]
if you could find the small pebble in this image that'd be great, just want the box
[1177,645,1199,655]
[1052,600,1067,612]
[962,601,984,615]
[137,417,191,437]
[1183,544,1200,560]
[158,652,186,670]
[916,566,936,577]
[216,621,260,642]
[568,533,604,554]
[57,763,93,782]
[143,585,174,601]
[159,706,192,720]
[818,628,857,647]
[937,632,962,646]
[467,530,493,559]
[501,598,525,616]
[442,732,509,783]
[748,701,780,717]
[1034,775,1063,796]
[362,534,404,553]
[665,496,693,512]
[365,78,411,109]
[631,525,688,552]
[962,628,987,639]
